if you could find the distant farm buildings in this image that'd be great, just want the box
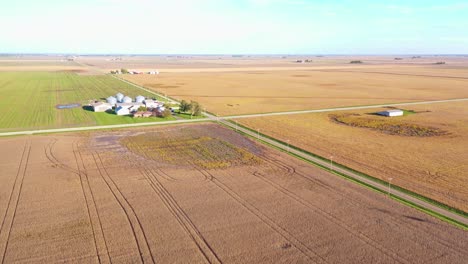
[88,92,168,118]
[378,109,404,117]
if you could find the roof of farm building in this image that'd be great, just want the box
[382,109,403,113]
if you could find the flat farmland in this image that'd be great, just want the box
[122,68,468,116]
[0,72,171,132]
[0,124,467,263]
[237,101,468,212]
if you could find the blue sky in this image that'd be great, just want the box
[1,0,467,54]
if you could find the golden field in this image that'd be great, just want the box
[1,124,467,263]
[236,101,468,212]
[122,67,468,115]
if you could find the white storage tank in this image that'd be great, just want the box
[116,93,124,102]
[135,95,145,103]
[122,96,132,103]
[106,96,117,105]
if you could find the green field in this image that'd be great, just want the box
[0,72,173,131]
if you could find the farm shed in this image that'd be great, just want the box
[116,93,124,102]
[149,71,159,75]
[106,96,117,106]
[135,95,145,103]
[91,102,112,112]
[144,99,159,109]
[122,96,132,103]
[116,102,144,112]
[115,106,130,116]
[378,109,404,117]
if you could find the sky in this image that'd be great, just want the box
[1,0,467,54]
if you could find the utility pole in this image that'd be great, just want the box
[388,177,393,197]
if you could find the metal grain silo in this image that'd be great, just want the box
[116,93,124,102]
[135,95,145,103]
[106,96,117,105]
[122,96,132,103]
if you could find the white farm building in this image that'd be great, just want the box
[378,109,404,117]
[144,99,161,109]
[91,102,112,112]
[115,106,130,116]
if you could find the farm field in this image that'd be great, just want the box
[236,101,468,212]
[0,123,467,263]
[0,72,172,132]
[122,67,468,116]
[76,54,468,72]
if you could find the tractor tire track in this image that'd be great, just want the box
[0,139,31,264]
[261,154,468,258]
[72,141,111,264]
[124,140,221,263]
[186,161,327,263]
[251,169,409,264]
[90,151,155,264]
[141,167,222,264]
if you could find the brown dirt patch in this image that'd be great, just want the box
[329,113,448,137]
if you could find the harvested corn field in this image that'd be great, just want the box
[0,123,467,263]
[237,101,468,212]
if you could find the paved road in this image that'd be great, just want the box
[221,98,468,119]
[206,113,468,227]
[0,119,206,137]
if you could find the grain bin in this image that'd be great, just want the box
[106,96,117,105]
[116,93,124,102]
[135,95,145,103]
[122,96,132,103]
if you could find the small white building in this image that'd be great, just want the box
[115,106,130,116]
[378,109,404,117]
[149,71,159,75]
[91,102,112,112]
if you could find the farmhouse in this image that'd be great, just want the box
[115,106,130,116]
[91,102,112,112]
[133,111,153,118]
[378,109,404,117]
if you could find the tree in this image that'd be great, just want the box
[138,106,147,111]
[121,68,129,74]
[180,100,191,113]
[161,108,172,118]
[190,101,202,117]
